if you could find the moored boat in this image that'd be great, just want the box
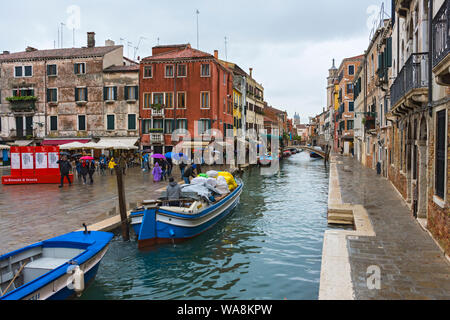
[310,146,323,159]
[258,154,273,166]
[130,178,244,249]
[0,229,113,300]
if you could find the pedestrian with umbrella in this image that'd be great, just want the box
[57,155,72,188]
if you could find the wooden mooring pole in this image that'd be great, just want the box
[115,162,130,241]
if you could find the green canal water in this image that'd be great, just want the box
[81,152,330,300]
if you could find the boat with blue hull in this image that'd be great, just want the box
[130,179,244,249]
[0,230,113,300]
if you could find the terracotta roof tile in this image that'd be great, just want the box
[142,47,213,61]
[0,45,123,62]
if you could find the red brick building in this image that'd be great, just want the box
[139,44,234,153]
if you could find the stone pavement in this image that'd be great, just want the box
[336,155,450,299]
[0,166,184,255]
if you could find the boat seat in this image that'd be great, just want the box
[23,257,69,284]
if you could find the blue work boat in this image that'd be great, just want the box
[130,179,244,249]
[0,229,113,300]
[258,154,273,166]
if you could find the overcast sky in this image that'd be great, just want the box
[1,0,391,123]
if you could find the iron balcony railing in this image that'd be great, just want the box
[390,53,429,108]
[432,0,449,69]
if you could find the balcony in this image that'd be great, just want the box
[432,0,450,86]
[390,53,428,113]
[151,107,165,117]
[6,96,37,113]
[149,132,164,144]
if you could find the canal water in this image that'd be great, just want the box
[81,152,330,300]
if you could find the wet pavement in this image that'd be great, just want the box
[0,166,184,255]
[335,155,450,299]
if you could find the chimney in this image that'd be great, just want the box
[214,50,218,59]
[249,68,253,78]
[87,32,96,48]
[2,51,10,55]
[105,39,115,46]
[26,46,38,52]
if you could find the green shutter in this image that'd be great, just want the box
[85,87,88,101]
[113,87,118,100]
[134,86,139,100]
[75,88,79,102]
[103,87,107,100]
[386,37,392,67]
[124,86,129,100]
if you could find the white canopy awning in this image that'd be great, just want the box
[95,137,139,150]
[60,142,87,150]
[0,145,10,150]
[11,140,33,146]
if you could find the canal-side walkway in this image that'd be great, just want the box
[320,154,450,300]
[0,167,178,255]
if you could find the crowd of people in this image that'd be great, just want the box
[57,151,204,188]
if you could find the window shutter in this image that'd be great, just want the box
[386,37,392,67]
[103,87,107,101]
[134,86,139,100]
[85,87,88,101]
[75,88,79,102]
[47,65,50,75]
[124,86,129,101]
[46,89,50,102]
[74,64,77,74]
[113,86,118,100]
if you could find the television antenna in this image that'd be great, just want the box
[134,36,147,61]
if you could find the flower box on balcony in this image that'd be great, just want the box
[148,128,164,133]
[6,96,37,112]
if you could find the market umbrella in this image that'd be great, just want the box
[80,156,94,160]
[59,152,71,156]
[151,154,166,160]
[172,152,188,161]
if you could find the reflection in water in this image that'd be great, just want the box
[81,152,329,300]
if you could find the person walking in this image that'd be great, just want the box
[161,159,168,181]
[119,155,127,175]
[166,177,182,206]
[167,157,173,177]
[80,160,89,185]
[99,154,107,175]
[152,162,162,183]
[75,158,82,181]
[108,157,117,175]
[182,164,196,184]
[57,155,72,188]
[88,160,96,185]
[179,161,187,180]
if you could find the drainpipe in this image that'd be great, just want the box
[427,0,433,117]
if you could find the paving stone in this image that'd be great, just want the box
[335,155,450,300]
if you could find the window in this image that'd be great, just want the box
[142,119,151,134]
[78,115,86,131]
[201,64,210,77]
[178,64,186,77]
[165,119,174,134]
[435,110,446,199]
[104,86,117,101]
[165,65,174,78]
[75,87,88,102]
[50,116,58,131]
[223,74,227,85]
[153,93,164,105]
[128,114,136,130]
[153,119,163,129]
[124,86,138,101]
[165,92,173,108]
[144,66,152,78]
[47,88,58,102]
[348,101,354,112]
[347,120,354,130]
[346,83,353,94]
[14,66,32,77]
[143,93,152,108]
[13,88,34,97]
[198,119,211,134]
[47,64,57,76]
[106,114,115,131]
[74,63,86,75]
[201,92,210,108]
[176,119,188,130]
[348,65,355,75]
[178,92,186,108]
